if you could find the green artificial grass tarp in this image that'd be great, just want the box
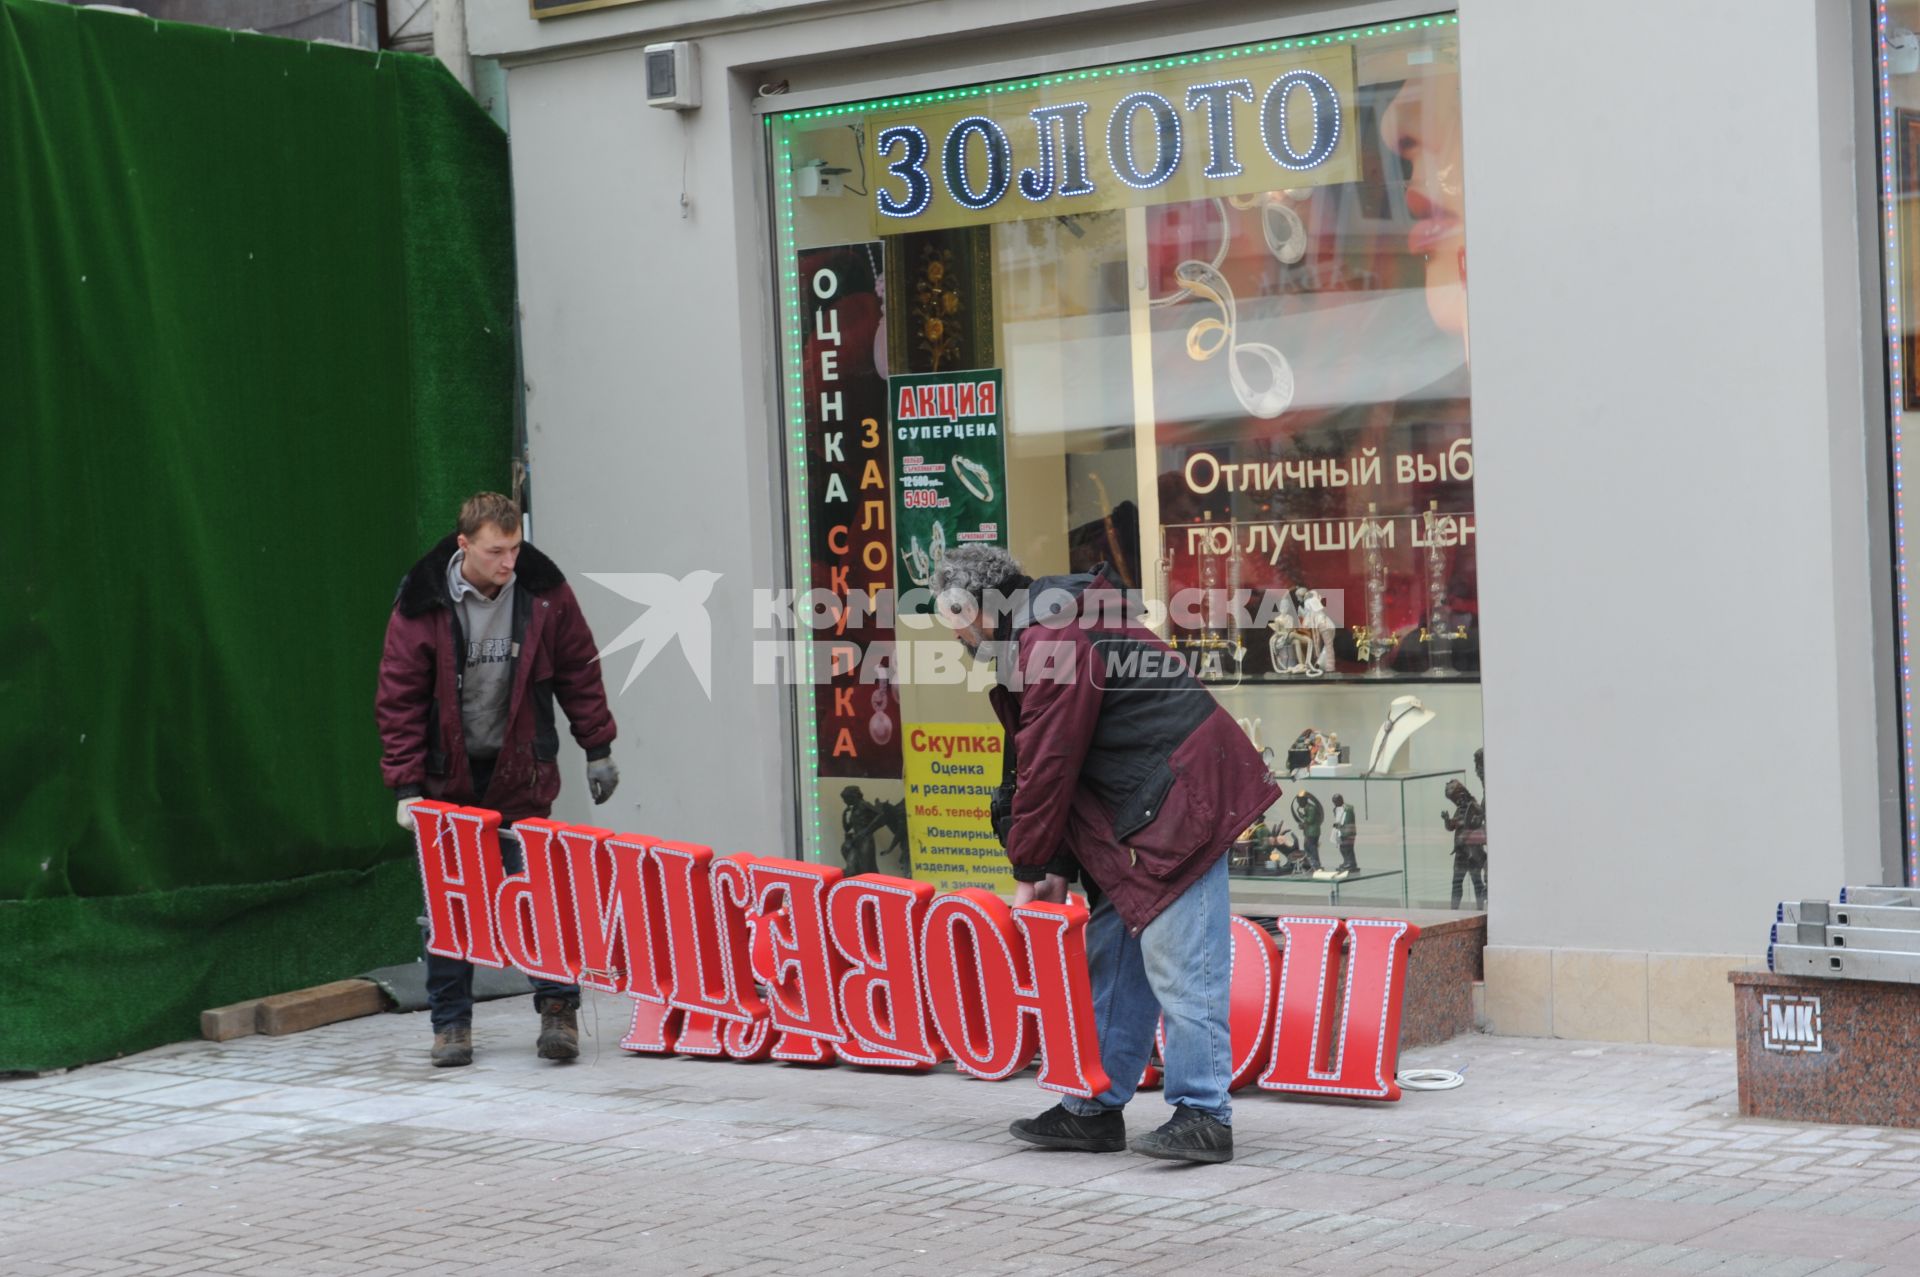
[0,1,516,1068]
[0,860,423,1072]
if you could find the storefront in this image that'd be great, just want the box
[468,0,1901,1047]
[768,17,1485,913]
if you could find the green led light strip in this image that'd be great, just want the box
[774,14,1458,121]
[772,132,826,861]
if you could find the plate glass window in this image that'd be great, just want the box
[767,14,1488,911]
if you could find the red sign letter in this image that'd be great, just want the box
[920,890,1109,1098]
[827,875,943,1069]
[1259,917,1418,1101]
[415,802,505,968]
[650,842,765,1023]
[586,832,683,1055]
[1009,899,1110,1100]
[921,891,1035,1081]
[747,859,847,1063]
[492,820,582,985]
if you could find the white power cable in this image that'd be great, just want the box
[1396,1068,1466,1091]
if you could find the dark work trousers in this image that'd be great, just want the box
[1302,834,1322,870]
[423,755,581,1030]
[1450,856,1487,910]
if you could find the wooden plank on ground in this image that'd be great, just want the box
[254,979,388,1036]
[200,999,266,1042]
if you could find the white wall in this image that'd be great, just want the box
[502,46,794,854]
[1459,0,1897,955]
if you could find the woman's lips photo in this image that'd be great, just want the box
[1408,214,1461,255]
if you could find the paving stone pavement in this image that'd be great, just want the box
[5,991,1920,1276]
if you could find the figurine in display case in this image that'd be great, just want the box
[1270,822,1306,876]
[1330,792,1359,874]
[839,785,880,877]
[1266,593,1298,674]
[1231,818,1266,875]
[1297,590,1336,675]
[1290,790,1324,870]
[1285,727,1316,772]
[1442,778,1487,909]
[1266,588,1338,677]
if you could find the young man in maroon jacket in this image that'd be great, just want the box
[376,493,619,1067]
[934,545,1281,1164]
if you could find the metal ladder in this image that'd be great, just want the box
[1768,888,1920,982]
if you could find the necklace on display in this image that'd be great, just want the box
[1366,699,1426,775]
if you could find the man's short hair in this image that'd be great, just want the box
[457,492,521,538]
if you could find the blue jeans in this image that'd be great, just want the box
[424,782,578,1030]
[1062,854,1233,1124]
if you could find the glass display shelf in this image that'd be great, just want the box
[1227,769,1469,910]
[1222,864,1404,906]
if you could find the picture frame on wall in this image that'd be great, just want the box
[1897,110,1920,410]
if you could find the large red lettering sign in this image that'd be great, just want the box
[408,804,1419,1101]
[1260,916,1417,1101]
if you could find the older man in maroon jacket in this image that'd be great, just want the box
[934,545,1280,1164]
[376,492,618,1068]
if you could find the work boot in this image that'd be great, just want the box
[430,1024,472,1068]
[536,997,580,1061]
[1008,1103,1126,1152]
[1131,1105,1233,1163]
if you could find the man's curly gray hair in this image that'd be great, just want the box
[931,544,1024,614]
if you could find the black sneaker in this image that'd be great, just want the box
[1131,1105,1233,1163]
[1008,1103,1126,1152]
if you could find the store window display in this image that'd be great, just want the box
[770,14,1488,910]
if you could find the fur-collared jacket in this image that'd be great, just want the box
[375,534,615,821]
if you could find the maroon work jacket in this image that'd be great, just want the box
[987,569,1281,933]
[375,535,615,822]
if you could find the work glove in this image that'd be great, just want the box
[587,756,620,805]
[396,797,423,830]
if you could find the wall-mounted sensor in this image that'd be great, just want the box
[796,159,850,198]
[645,41,699,110]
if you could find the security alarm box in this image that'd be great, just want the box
[645,41,698,110]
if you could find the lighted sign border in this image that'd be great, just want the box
[770,15,1459,123]
[773,132,826,861]
[1879,2,1919,884]
[767,12,1458,862]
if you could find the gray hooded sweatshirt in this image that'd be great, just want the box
[447,550,516,761]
